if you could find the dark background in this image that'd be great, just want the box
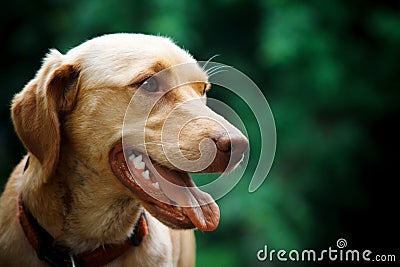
[1,0,399,266]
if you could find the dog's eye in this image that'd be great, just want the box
[141,77,159,92]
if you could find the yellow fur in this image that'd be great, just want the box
[0,33,246,266]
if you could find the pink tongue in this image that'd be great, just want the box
[152,165,220,231]
[181,187,220,231]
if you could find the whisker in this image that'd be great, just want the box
[202,54,220,71]
[208,69,228,78]
[206,65,231,77]
[205,65,225,75]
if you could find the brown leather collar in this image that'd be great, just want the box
[18,156,148,267]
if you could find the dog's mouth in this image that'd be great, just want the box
[109,142,220,231]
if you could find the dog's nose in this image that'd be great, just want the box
[214,132,249,155]
[195,131,249,174]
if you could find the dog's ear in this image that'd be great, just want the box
[11,49,80,183]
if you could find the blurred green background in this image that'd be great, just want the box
[1,0,399,266]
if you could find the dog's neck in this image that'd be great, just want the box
[20,154,142,254]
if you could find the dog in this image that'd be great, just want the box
[0,33,248,267]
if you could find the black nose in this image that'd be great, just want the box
[215,132,249,156]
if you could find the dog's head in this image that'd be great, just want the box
[12,34,248,231]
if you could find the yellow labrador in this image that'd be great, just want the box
[0,34,248,267]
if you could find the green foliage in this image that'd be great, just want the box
[1,0,399,266]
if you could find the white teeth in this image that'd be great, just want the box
[133,154,142,164]
[133,155,145,170]
[142,170,150,179]
[153,182,160,189]
[176,206,182,211]
[135,161,145,170]
[128,153,145,170]
[128,153,136,162]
